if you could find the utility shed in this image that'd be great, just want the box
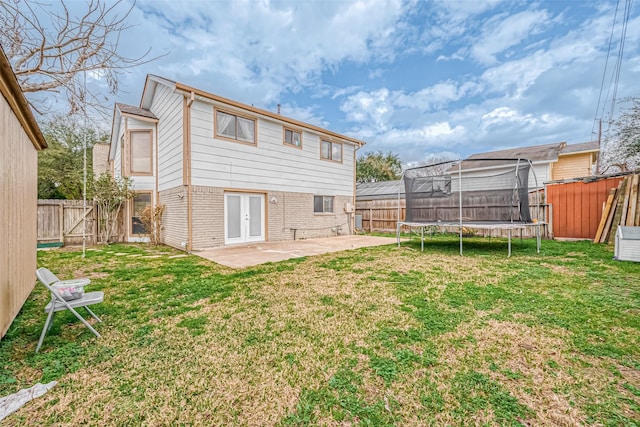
[615,226,640,262]
[0,47,47,339]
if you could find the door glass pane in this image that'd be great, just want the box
[249,196,262,237]
[226,195,241,239]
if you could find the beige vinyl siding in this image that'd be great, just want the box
[189,99,355,196]
[151,83,184,191]
[552,153,595,180]
[0,94,39,338]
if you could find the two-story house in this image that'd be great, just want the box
[108,75,365,251]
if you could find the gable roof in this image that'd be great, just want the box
[140,74,366,147]
[559,140,599,155]
[468,142,564,163]
[0,47,46,150]
[109,102,159,159]
[116,103,157,120]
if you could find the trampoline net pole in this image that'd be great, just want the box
[459,161,463,256]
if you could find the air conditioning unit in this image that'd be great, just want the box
[615,226,640,262]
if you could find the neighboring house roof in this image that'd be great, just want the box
[0,47,46,150]
[356,180,404,200]
[115,103,157,120]
[140,74,366,147]
[559,140,599,155]
[463,142,565,168]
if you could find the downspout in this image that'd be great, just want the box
[155,121,160,242]
[155,122,159,204]
[353,142,363,235]
[186,91,195,252]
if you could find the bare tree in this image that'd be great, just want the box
[600,98,640,173]
[404,153,459,176]
[0,0,161,116]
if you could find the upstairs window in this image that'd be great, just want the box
[321,140,342,162]
[129,130,152,175]
[314,196,334,213]
[284,128,302,148]
[216,110,256,144]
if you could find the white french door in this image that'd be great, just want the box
[224,192,265,245]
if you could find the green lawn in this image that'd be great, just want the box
[1,236,639,426]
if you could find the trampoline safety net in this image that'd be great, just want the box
[403,159,534,224]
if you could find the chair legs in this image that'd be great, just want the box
[36,307,101,353]
[36,309,56,353]
[66,307,101,338]
[84,307,102,323]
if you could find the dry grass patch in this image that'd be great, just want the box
[1,239,639,425]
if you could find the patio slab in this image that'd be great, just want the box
[194,235,400,268]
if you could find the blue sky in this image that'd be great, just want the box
[28,0,640,163]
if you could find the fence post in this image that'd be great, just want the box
[58,203,64,245]
[369,207,373,232]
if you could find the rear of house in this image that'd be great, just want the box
[0,48,47,338]
[109,75,365,251]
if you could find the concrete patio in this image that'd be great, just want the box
[194,235,400,268]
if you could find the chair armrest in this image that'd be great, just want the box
[54,278,90,287]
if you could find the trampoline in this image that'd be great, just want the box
[396,158,544,256]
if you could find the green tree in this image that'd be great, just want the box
[356,151,402,183]
[601,98,640,173]
[38,116,108,199]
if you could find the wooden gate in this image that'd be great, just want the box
[37,200,97,247]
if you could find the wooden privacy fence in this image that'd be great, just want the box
[356,194,548,238]
[546,175,625,240]
[37,200,97,247]
[356,198,405,232]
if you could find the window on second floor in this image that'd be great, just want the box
[284,128,302,148]
[129,130,152,175]
[321,140,342,162]
[216,110,256,144]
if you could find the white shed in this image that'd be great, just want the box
[615,226,640,262]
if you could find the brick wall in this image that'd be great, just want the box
[186,186,353,250]
[267,192,353,241]
[159,186,188,250]
[191,185,225,249]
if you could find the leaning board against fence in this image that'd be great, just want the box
[399,158,543,256]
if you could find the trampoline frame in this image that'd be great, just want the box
[395,158,544,257]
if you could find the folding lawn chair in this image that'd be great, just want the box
[35,267,104,353]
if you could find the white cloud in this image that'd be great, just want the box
[135,0,411,105]
[278,104,329,128]
[435,0,506,21]
[471,9,552,65]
